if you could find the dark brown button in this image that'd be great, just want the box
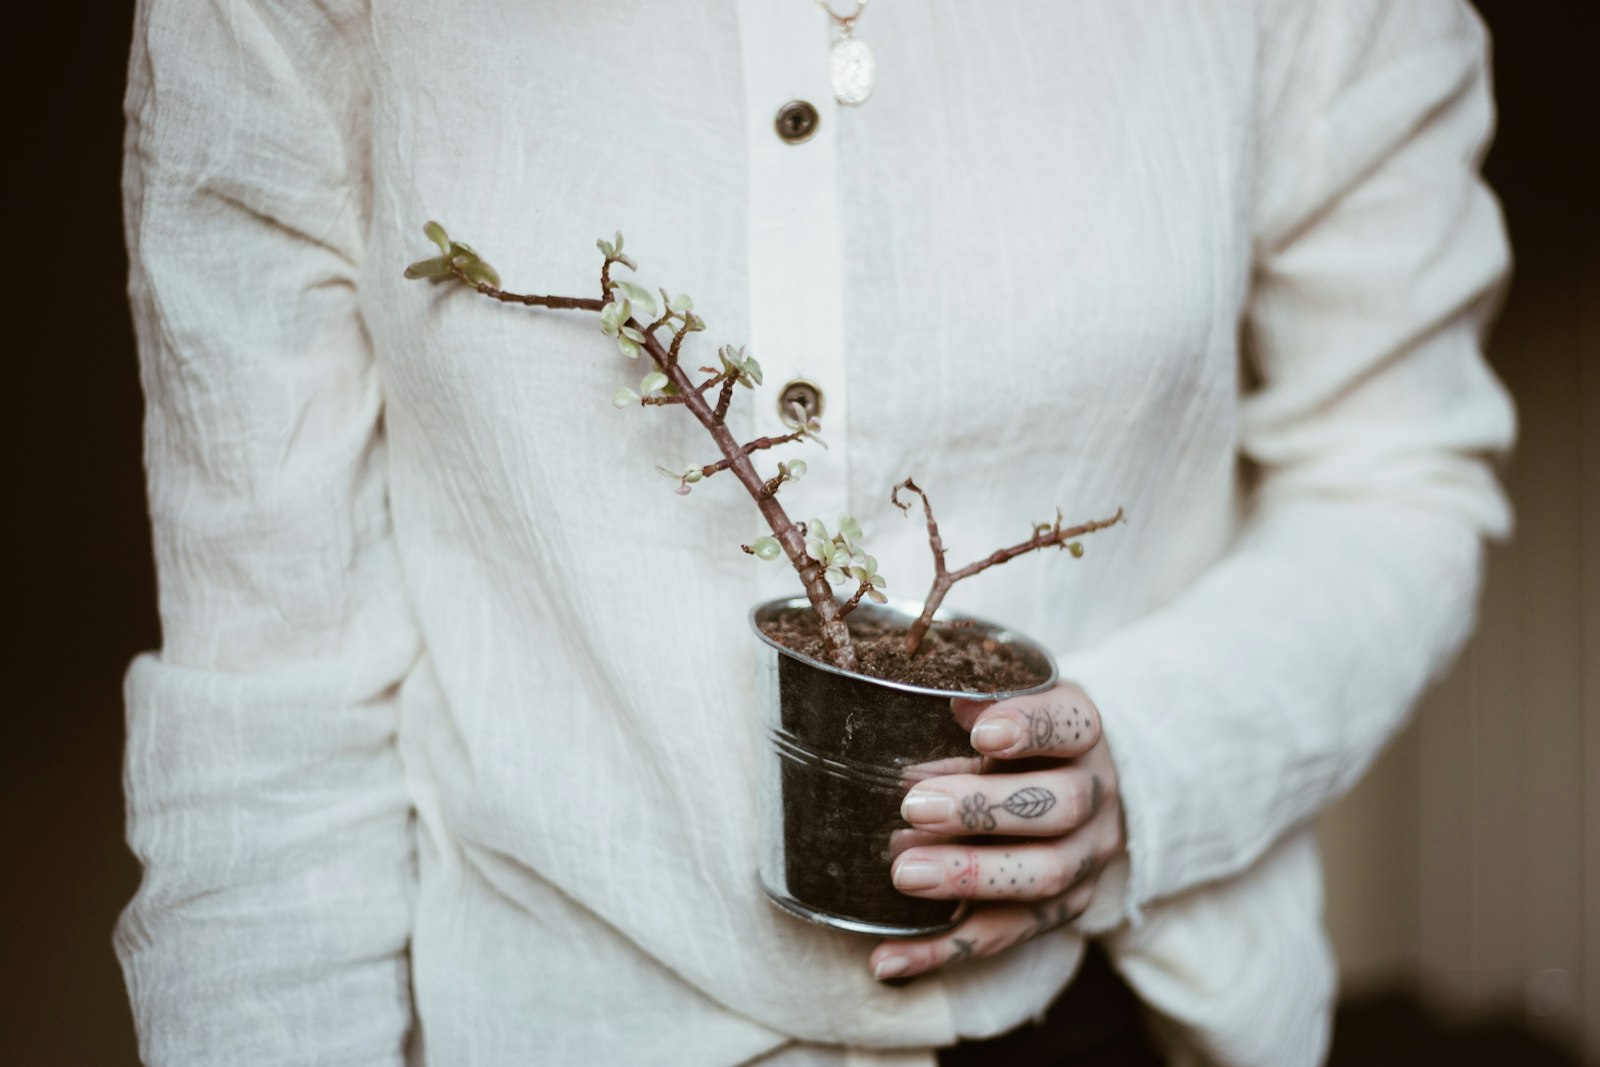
[774,100,820,144]
[778,379,825,427]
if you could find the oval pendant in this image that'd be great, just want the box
[829,35,876,107]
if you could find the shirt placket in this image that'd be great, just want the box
[738,0,852,604]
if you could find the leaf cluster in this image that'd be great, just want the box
[404,221,501,287]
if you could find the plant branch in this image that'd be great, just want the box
[837,581,873,619]
[456,264,856,668]
[668,321,692,367]
[895,477,1124,657]
[714,377,738,422]
[699,432,805,478]
[452,265,607,312]
[634,327,856,667]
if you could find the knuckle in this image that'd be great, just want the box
[1059,777,1091,827]
[1041,853,1076,897]
[1066,883,1095,920]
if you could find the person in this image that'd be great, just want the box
[114,0,1516,1064]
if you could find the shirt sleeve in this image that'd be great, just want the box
[1060,0,1517,930]
[113,1,422,1062]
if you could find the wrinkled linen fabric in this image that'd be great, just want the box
[115,1,1515,1065]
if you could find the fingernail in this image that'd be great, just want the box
[881,975,915,988]
[874,956,911,980]
[901,790,955,824]
[972,719,1022,751]
[892,859,942,890]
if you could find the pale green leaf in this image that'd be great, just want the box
[614,388,639,408]
[464,259,500,287]
[618,337,642,359]
[620,325,647,344]
[424,221,450,253]
[617,281,657,317]
[751,535,782,561]
[785,459,807,480]
[640,371,669,394]
[403,256,452,280]
[867,587,888,604]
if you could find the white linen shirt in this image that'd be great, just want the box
[115,1,1516,1065]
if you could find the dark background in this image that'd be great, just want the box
[4,2,1594,1063]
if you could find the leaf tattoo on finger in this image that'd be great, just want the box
[999,786,1057,820]
[947,937,977,964]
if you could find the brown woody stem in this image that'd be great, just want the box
[837,581,872,619]
[668,322,691,367]
[894,477,1124,657]
[453,266,607,313]
[714,377,737,422]
[699,432,804,478]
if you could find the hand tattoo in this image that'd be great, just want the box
[1000,786,1057,820]
[958,793,996,831]
[958,788,1058,830]
[1021,702,1092,752]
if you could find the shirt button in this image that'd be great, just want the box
[774,100,820,144]
[778,379,825,427]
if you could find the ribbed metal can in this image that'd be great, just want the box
[749,595,1058,938]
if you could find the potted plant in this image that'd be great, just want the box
[405,225,1124,935]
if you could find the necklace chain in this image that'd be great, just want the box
[813,0,868,36]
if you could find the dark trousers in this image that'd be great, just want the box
[936,944,1165,1067]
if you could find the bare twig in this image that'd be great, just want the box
[451,265,606,313]
[895,478,1124,656]
[699,432,804,479]
[714,377,737,422]
[836,581,873,619]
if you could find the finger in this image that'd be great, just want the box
[900,767,1106,838]
[887,826,958,864]
[898,754,983,788]
[868,889,1094,981]
[967,689,1101,760]
[890,838,1098,901]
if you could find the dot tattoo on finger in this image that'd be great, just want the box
[952,849,980,892]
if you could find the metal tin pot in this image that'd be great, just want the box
[749,595,1058,938]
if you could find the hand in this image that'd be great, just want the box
[867,681,1125,982]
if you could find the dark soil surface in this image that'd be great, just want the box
[760,608,1049,693]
